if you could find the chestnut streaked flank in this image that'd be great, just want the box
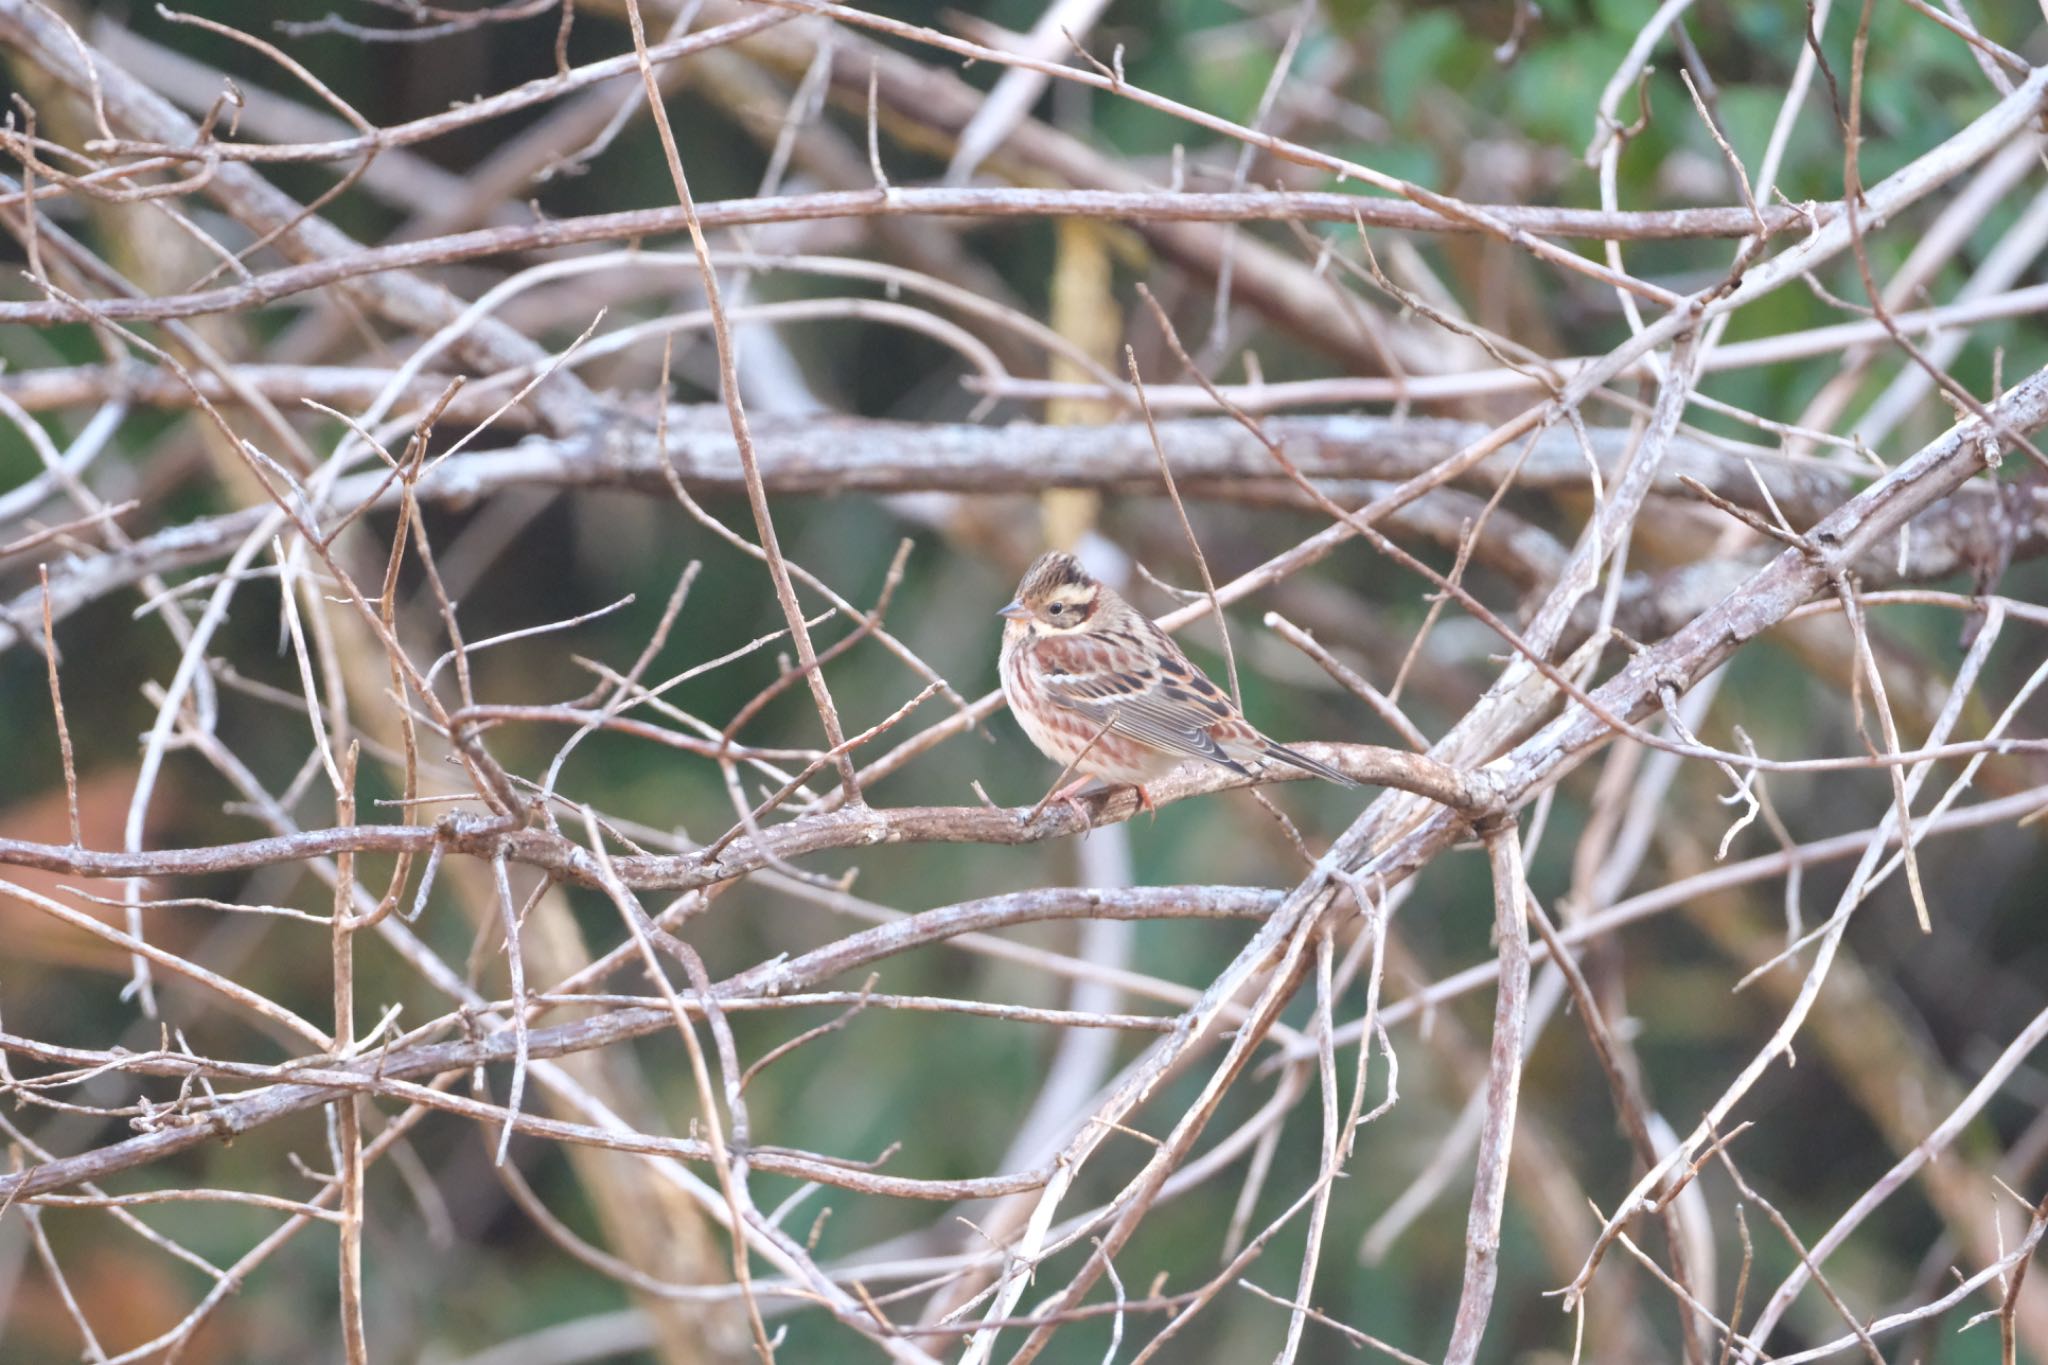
[998,550,1358,811]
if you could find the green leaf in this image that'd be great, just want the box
[1380,10,1464,124]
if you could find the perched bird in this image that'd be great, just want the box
[998,550,1358,813]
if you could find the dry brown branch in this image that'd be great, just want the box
[4,2,2047,1358]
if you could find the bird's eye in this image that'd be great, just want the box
[1047,603,1066,616]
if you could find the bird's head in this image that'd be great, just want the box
[999,551,1103,635]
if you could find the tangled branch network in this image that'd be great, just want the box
[2,0,2047,1361]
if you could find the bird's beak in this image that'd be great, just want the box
[997,599,1031,621]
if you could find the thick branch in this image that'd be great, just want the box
[0,743,1495,889]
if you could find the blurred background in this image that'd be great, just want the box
[3,0,2048,1360]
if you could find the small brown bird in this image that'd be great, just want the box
[998,550,1358,812]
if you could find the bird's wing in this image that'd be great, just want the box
[1033,632,1252,774]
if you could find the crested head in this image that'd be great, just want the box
[1017,550,1094,600]
[1002,550,1106,634]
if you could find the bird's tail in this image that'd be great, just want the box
[1261,741,1359,788]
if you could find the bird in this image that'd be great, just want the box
[998,550,1358,815]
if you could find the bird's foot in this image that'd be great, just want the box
[1056,778,1096,827]
[1027,777,1098,828]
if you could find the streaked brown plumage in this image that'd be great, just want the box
[998,551,1358,810]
